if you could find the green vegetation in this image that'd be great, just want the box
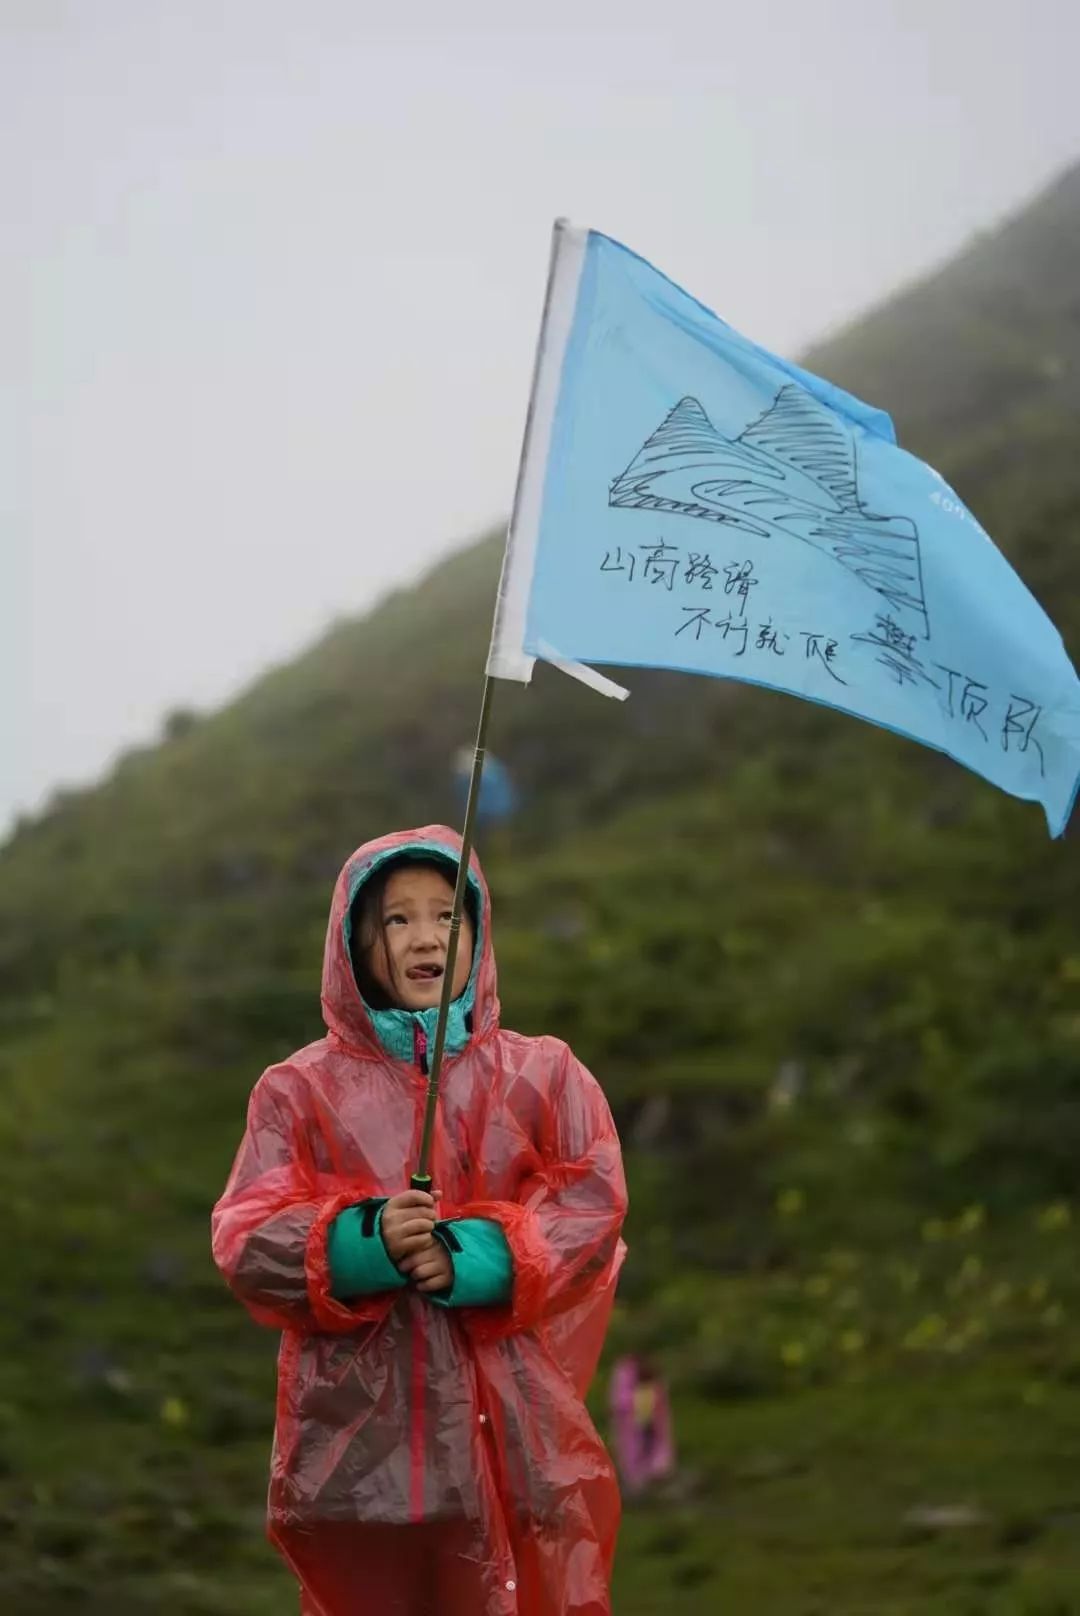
[1,165,1079,1613]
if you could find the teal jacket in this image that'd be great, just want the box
[327,1198,512,1308]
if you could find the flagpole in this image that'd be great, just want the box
[409,223,568,1192]
[410,673,494,1192]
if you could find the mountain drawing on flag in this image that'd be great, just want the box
[609,388,929,639]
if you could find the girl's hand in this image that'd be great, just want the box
[399,1240,454,1294]
[381,1190,439,1263]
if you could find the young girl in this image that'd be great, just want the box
[212,825,628,1616]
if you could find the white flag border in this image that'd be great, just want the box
[487,219,601,687]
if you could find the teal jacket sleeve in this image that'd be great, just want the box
[327,1199,407,1298]
[429,1217,513,1309]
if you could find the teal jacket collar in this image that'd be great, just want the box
[365,997,472,1064]
[343,836,484,1065]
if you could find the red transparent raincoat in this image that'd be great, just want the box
[212,827,628,1615]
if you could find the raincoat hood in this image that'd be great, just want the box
[320,824,500,1060]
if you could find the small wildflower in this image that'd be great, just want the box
[839,1329,865,1355]
[1036,1201,1071,1233]
[921,1218,948,1243]
[1028,1279,1049,1304]
[780,1340,807,1368]
[776,1188,805,1218]
[160,1396,189,1428]
[804,1275,832,1299]
[957,1205,985,1235]
[989,1283,1013,1308]
[902,1313,946,1351]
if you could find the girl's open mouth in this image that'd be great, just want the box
[406,964,444,981]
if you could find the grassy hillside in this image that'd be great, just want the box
[2,165,1079,1615]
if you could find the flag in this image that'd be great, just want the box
[489,222,1080,837]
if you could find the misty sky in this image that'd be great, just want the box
[5,0,1080,835]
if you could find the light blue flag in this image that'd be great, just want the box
[489,221,1080,836]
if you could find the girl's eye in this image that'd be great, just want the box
[385,913,408,927]
[439,911,453,924]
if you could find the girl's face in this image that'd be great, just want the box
[365,866,475,1012]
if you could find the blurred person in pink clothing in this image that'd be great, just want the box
[609,1354,675,1497]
